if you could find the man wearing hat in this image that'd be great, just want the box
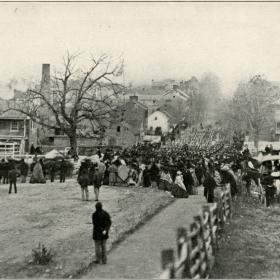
[92,202,112,264]
[203,171,217,203]
[92,166,103,201]
[262,171,277,207]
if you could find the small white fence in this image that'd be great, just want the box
[0,142,22,159]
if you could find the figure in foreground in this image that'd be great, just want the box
[92,202,112,264]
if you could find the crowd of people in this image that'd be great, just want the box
[6,131,277,266]
[2,131,257,206]
[74,133,247,203]
[1,156,71,194]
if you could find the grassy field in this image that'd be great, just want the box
[0,179,174,278]
[211,195,280,278]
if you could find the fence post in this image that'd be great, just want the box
[219,190,225,230]
[203,205,216,271]
[161,249,175,279]
[205,204,218,253]
[177,227,187,259]
[194,213,209,278]
[176,227,191,278]
[227,188,233,220]
[188,222,200,279]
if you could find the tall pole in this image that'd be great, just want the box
[121,60,125,147]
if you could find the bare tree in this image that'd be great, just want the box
[231,75,280,148]
[8,52,124,158]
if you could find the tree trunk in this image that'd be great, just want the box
[69,133,78,162]
[253,130,259,152]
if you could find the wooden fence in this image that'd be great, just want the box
[160,186,232,279]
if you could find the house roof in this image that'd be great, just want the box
[130,94,162,101]
[135,100,148,110]
[149,109,177,123]
[0,109,29,120]
[162,88,189,101]
[160,110,178,123]
[131,87,165,96]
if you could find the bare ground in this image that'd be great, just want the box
[211,195,280,279]
[81,191,206,279]
[0,180,173,278]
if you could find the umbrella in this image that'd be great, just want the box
[45,149,64,159]
[90,154,100,163]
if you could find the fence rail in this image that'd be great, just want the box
[160,186,232,279]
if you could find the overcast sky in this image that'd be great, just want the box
[0,2,280,98]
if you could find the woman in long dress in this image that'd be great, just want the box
[172,171,189,198]
[30,160,46,183]
[159,168,173,191]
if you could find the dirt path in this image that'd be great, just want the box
[82,188,206,279]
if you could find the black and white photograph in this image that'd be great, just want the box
[0,2,280,278]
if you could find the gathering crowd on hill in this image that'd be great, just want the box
[75,133,249,202]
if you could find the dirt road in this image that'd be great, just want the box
[82,189,206,279]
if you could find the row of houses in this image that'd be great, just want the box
[0,65,190,155]
[3,64,280,155]
[0,95,179,155]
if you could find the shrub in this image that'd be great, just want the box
[31,242,54,265]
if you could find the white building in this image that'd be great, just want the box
[147,110,176,134]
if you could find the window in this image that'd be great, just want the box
[276,122,280,134]
[0,120,5,129]
[10,121,19,132]
[117,126,121,132]
[55,128,62,135]
[154,117,157,121]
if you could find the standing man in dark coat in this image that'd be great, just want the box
[92,202,112,264]
[78,167,90,201]
[142,165,151,188]
[149,162,160,188]
[92,167,103,201]
[262,173,276,207]
[59,159,67,183]
[19,159,29,183]
[183,167,194,195]
[203,171,217,203]
[49,160,57,182]
[195,162,204,186]
[8,165,19,194]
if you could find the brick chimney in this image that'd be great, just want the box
[41,64,50,91]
